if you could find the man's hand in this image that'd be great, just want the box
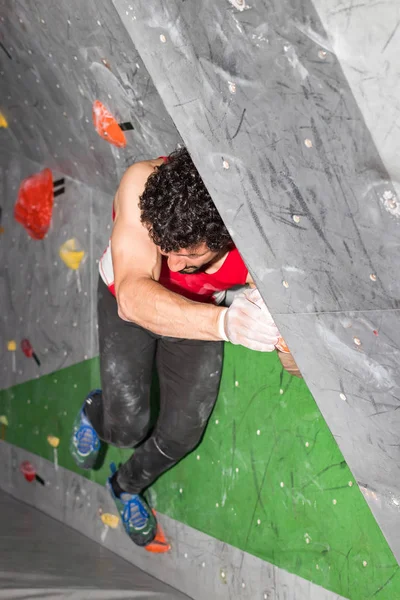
[220,288,279,352]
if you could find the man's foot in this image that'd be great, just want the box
[70,390,102,469]
[107,469,157,547]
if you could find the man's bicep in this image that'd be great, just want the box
[111,217,161,294]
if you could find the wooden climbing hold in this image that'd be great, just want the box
[92,100,133,148]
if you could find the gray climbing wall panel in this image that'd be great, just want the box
[112,0,400,562]
[0,0,181,389]
[313,0,400,196]
[0,487,191,600]
[0,151,109,389]
[0,0,181,195]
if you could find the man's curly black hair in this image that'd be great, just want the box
[139,147,232,253]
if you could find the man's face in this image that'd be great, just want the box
[160,242,220,274]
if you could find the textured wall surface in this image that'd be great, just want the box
[314,0,400,197]
[0,488,190,599]
[0,0,181,195]
[112,0,400,563]
[0,151,109,389]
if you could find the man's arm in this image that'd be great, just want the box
[112,162,225,340]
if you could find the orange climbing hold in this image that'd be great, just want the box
[14,168,54,239]
[92,100,127,148]
[145,510,171,554]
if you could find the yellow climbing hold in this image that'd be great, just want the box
[0,112,8,128]
[0,416,9,426]
[47,435,60,448]
[7,340,16,351]
[59,238,85,271]
[101,513,120,528]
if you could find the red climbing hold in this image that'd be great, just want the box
[92,100,127,148]
[14,168,54,239]
[19,460,45,485]
[21,339,41,366]
[20,460,37,483]
[145,510,171,554]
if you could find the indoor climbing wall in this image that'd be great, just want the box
[113,0,400,566]
[1,0,400,599]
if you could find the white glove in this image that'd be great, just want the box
[218,288,280,352]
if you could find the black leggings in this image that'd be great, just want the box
[85,278,223,494]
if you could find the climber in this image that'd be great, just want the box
[70,147,301,548]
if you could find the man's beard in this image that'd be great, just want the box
[178,264,207,274]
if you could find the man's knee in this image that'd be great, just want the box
[100,385,150,447]
[104,420,149,448]
[155,427,205,461]
[102,402,150,448]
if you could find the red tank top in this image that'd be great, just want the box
[104,156,248,301]
[159,249,248,303]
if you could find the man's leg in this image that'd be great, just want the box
[72,277,160,546]
[84,277,157,448]
[116,336,223,494]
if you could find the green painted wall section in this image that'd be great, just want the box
[0,347,399,599]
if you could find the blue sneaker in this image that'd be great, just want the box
[70,390,102,469]
[107,464,157,547]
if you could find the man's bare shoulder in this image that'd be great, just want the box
[115,158,164,215]
[121,158,164,190]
